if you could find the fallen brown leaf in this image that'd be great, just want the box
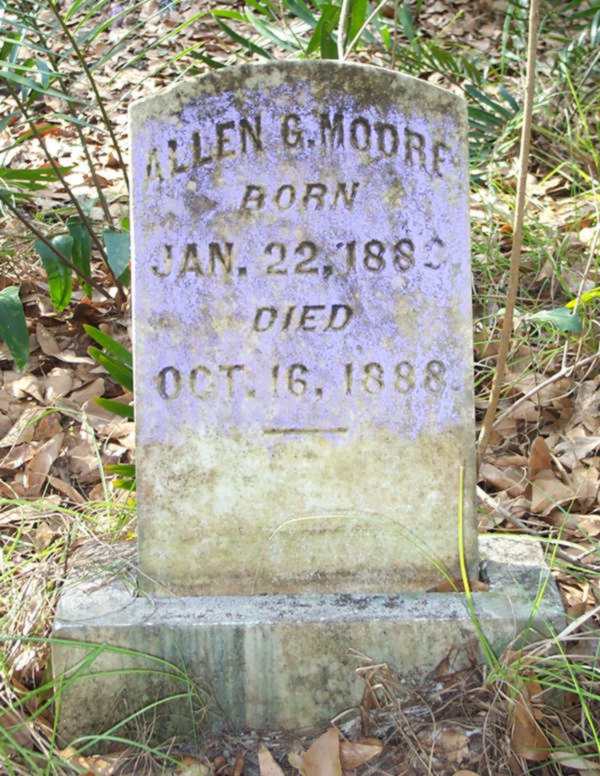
[48,475,85,504]
[479,462,526,496]
[571,465,599,510]
[0,708,34,748]
[45,367,74,402]
[68,377,106,405]
[232,752,244,776]
[23,433,64,496]
[58,747,127,775]
[36,322,61,356]
[68,438,100,484]
[176,755,213,776]
[34,412,63,441]
[528,437,552,479]
[0,443,35,470]
[417,724,470,765]
[53,349,95,365]
[290,728,341,776]
[530,470,575,515]
[32,521,55,551]
[511,695,550,762]
[11,374,44,402]
[555,436,600,469]
[259,744,285,776]
[339,738,382,769]
[0,407,42,447]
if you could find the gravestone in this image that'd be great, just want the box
[52,62,564,743]
[131,60,477,595]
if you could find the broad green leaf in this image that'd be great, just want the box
[83,324,132,367]
[398,5,416,40]
[107,9,208,73]
[113,479,135,491]
[348,0,368,44]
[284,0,317,27]
[0,69,80,102]
[0,286,29,371]
[306,4,339,58]
[64,0,92,20]
[102,229,130,280]
[0,60,66,80]
[96,397,134,419]
[107,462,136,490]
[498,85,520,112]
[189,48,226,69]
[529,307,583,334]
[68,219,92,297]
[245,0,268,11]
[246,9,299,51]
[214,17,274,59]
[107,463,136,476]
[468,106,503,127]
[465,84,515,119]
[35,235,73,312]
[0,166,71,188]
[88,346,133,391]
[380,26,391,50]
[566,287,600,308]
[211,9,246,20]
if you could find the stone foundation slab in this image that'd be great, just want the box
[52,536,564,746]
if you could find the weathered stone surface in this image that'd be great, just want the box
[52,536,565,743]
[131,61,476,595]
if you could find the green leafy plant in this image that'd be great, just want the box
[527,306,584,334]
[0,285,29,370]
[0,0,200,328]
[31,223,131,315]
[84,324,135,490]
[567,286,600,308]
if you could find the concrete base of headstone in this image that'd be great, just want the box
[52,535,564,745]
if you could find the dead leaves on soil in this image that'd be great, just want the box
[57,747,127,775]
[260,729,382,776]
[509,694,600,773]
[0,316,133,499]
[478,372,600,614]
[510,692,550,762]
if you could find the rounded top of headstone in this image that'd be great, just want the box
[129,60,466,127]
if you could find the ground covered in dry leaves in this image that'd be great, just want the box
[1,0,600,773]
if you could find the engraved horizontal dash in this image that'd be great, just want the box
[263,427,349,435]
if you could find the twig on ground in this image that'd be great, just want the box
[477,486,537,535]
[492,350,600,427]
[477,0,541,462]
[531,602,600,656]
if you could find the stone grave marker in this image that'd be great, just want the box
[53,62,564,742]
[131,61,477,595]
